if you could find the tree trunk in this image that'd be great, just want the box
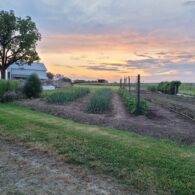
[1,69,6,79]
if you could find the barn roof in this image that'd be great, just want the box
[8,63,47,71]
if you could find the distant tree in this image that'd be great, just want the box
[0,10,41,79]
[62,77,71,83]
[47,72,54,80]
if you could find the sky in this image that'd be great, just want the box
[1,0,195,82]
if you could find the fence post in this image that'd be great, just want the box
[128,76,130,94]
[136,74,141,114]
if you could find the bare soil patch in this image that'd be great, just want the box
[0,139,128,195]
[17,93,195,144]
[141,90,195,120]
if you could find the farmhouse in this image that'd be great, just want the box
[5,63,47,80]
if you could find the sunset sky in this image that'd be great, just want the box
[1,0,195,82]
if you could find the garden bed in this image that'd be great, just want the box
[16,92,195,144]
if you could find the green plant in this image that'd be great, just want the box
[118,88,148,115]
[2,91,17,102]
[47,87,89,104]
[87,88,112,113]
[157,81,181,95]
[147,85,157,92]
[23,74,42,98]
[0,80,18,101]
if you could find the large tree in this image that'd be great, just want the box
[0,10,41,79]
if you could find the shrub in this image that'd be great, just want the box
[158,81,181,95]
[118,88,148,115]
[47,87,89,104]
[23,74,42,98]
[87,88,112,113]
[0,80,18,101]
[2,91,17,102]
[147,85,157,92]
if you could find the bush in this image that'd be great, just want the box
[158,81,181,95]
[23,74,42,98]
[47,87,89,104]
[147,85,157,92]
[87,88,112,113]
[118,88,148,115]
[2,91,17,102]
[0,80,18,101]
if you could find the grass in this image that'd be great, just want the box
[74,83,119,93]
[0,104,194,194]
[179,84,195,97]
[87,88,112,113]
[46,87,89,104]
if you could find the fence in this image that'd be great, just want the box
[119,74,141,114]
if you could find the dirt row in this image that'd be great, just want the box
[140,90,195,120]
[17,92,195,144]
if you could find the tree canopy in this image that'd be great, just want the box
[0,10,41,79]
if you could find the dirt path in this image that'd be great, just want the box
[0,139,128,195]
[17,93,195,144]
[112,93,127,119]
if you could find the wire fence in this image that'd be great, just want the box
[119,74,142,114]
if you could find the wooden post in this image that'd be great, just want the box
[120,78,122,88]
[136,74,141,114]
[125,77,127,89]
[174,85,177,95]
[128,76,130,94]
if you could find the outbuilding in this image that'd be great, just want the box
[5,63,47,80]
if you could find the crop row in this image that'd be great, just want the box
[118,88,148,115]
[86,88,112,113]
[46,87,90,104]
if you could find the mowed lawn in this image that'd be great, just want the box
[0,104,194,194]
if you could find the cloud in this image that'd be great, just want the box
[80,65,119,72]
[134,53,153,59]
[54,64,74,69]
[1,0,195,81]
[183,1,195,5]
[177,54,195,59]
[95,52,195,78]
[1,0,195,36]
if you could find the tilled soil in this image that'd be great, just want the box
[17,93,195,144]
[0,139,129,195]
[141,90,195,120]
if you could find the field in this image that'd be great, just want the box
[74,83,119,92]
[1,84,195,194]
[0,104,195,194]
[179,83,195,96]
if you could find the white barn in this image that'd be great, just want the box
[6,63,47,80]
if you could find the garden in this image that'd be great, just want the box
[0,75,195,194]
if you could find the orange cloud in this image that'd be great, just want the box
[37,32,195,82]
